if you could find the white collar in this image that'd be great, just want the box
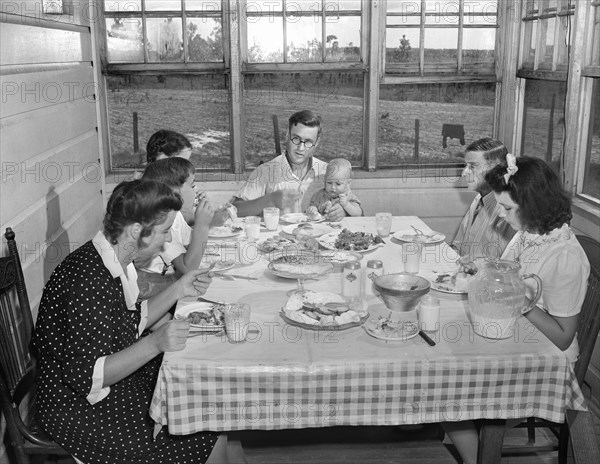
[92,231,139,310]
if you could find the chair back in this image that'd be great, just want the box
[574,235,600,386]
[0,227,34,398]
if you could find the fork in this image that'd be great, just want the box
[411,225,425,235]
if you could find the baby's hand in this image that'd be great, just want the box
[338,193,348,207]
[307,206,318,216]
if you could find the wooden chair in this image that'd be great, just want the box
[502,234,600,464]
[0,227,72,463]
[566,409,600,464]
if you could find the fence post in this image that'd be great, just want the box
[133,112,140,160]
[414,118,420,161]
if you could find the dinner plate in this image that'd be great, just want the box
[317,231,383,253]
[280,213,325,224]
[362,318,419,341]
[176,302,225,333]
[318,249,363,266]
[280,310,369,331]
[392,230,446,244]
[268,260,334,280]
[281,223,333,238]
[420,270,467,294]
[207,225,243,238]
[200,258,236,273]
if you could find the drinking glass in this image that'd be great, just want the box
[245,216,261,241]
[263,207,280,231]
[403,242,422,273]
[224,303,251,343]
[375,212,392,237]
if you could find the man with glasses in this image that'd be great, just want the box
[232,110,346,221]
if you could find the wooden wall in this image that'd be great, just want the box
[0,1,104,458]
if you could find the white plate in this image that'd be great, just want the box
[281,223,333,238]
[200,257,236,273]
[362,319,419,341]
[392,230,446,244]
[420,270,467,294]
[281,310,369,331]
[317,231,384,253]
[176,302,225,333]
[318,250,363,265]
[280,213,324,224]
[207,226,243,238]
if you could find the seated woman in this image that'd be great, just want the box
[444,155,590,464]
[32,180,230,464]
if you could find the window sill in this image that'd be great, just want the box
[573,195,600,221]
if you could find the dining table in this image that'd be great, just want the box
[149,216,587,464]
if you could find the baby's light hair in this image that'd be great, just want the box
[325,158,352,180]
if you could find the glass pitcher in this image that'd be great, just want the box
[467,258,542,339]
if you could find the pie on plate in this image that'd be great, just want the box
[363,316,419,340]
[268,253,333,278]
[281,292,368,330]
[392,230,446,244]
[282,223,332,239]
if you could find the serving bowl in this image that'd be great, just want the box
[373,273,431,312]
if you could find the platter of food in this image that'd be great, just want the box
[362,315,419,341]
[280,212,324,224]
[281,292,368,330]
[281,223,332,239]
[207,225,244,238]
[268,253,333,279]
[420,269,474,294]
[392,230,446,244]
[317,228,384,253]
[176,302,226,334]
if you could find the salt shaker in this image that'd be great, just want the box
[364,260,384,297]
[342,261,362,299]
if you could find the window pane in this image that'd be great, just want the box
[424,28,458,64]
[107,74,230,170]
[325,16,360,61]
[542,0,558,14]
[105,1,141,12]
[525,0,539,16]
[145,0,181,11]
[329,0,361,11]
[185,1,222,11]
[187,18,223,62]
[287,16,322,62]
[245,1,283,12]
[555,15,571,69]
[243,72,364,167]
[538,17,556,70]
[247,17,284,62]
[387,0,421,14]
[522,20,537,69]
[387,16,421,26]
[591,6,600,67]
[106,18,144,63]
[464,0,497,16]
[462,28,495,67]
[377,82,496,165]
[386,29,420,65]
[147,17,184,62]
[286,0,322,13]
[582,79,600,198]
[425,0,459,24]
[521,79,567,172]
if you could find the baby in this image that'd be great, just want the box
[307,158,363,219]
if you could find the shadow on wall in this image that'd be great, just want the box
[44,186,70,288]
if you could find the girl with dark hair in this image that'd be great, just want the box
[137,158,215,298]
[446,156,590,464]
[32,180,230,464]
[146,129,193,163]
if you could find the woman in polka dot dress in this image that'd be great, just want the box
[32,180,227,464]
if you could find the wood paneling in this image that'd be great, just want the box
[1,98,98,165]
[0,23,92,65]
[0,63,96,117]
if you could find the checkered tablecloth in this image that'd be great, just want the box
[149,216,587,435]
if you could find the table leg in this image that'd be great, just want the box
[478,419,506,464]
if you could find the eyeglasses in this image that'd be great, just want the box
[159,255,173,276]
[290,136,316,149]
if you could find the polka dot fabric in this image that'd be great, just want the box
[32,242,219,464]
